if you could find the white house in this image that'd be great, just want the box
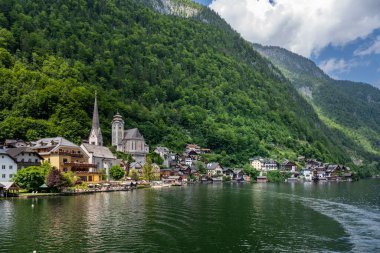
[249,157,278,172]
[6,147,42,170]
[80,143,118,179]
[0,148,18,182]
[206,162,223,176]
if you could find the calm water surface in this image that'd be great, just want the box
[1,180,380,252]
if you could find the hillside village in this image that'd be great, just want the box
[0,95,353,196]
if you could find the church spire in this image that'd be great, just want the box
[89,91,103,146]
[92,91,100,130]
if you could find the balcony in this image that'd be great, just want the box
[64,162,96,169]
[55,151,83,158]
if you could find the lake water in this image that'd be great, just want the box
[1,180,380,253]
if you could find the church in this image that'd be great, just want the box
[112,113,149,163]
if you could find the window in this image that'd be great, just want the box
[1,165,5,169]
[9,174,13,178]
[9,165,12,170]
[1,174,5,178]
[35,159,38,163]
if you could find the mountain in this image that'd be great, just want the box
[253,44,380,174]
[0,0,367,169]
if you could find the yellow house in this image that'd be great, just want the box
[30,137,100,183]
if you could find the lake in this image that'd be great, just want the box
[1,180,380,252]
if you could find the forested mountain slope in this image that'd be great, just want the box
[253,44,380,172]
[0,0,368,168]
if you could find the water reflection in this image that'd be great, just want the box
[0,180,379,252]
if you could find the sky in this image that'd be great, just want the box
[192,0,380,88]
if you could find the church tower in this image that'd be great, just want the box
[112,112,124,150]
[88,92,103,146]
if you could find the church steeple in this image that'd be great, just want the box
[89,91,103,146]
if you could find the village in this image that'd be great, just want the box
[0,95,354,197]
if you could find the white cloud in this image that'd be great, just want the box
[354,36,380,56]
[209,0,380,57]
[318,58,359,77]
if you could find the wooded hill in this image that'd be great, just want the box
[0,0,375,172]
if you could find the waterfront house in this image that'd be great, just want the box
[0,182,19,197]
[256,176,268,183]
[206,162,223,177]
[264,159,278,171]
[81,143,118,180]
[0,148,18,182]
[6,147,43,170]
[223,168,234,178]
[233,169,245,181]
[30,137,100,182]
[160,168,172,178]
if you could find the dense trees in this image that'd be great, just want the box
[0,0,357,168]
[109,165,126,180]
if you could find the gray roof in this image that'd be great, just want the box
[124,128,144,140]
[81,144,115,159]
[6,147,43,159]
[207,162,221,170]
[31,137,78,149]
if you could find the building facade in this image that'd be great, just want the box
[112,113,149,163]
[31,137,100,182]
[6,147,42,170]
[0,148,18,182]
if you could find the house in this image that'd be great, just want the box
[4,139,28,148]
[6,147,43,170]
[281,160,297,172]
[129,162,144,176]
[30,137,100,182]
[0,148,18,182]
[256,176,268,183]
[302,170,313,181]
[160,168,172,178]
[0,182,19,197]
[223,168,234,178]
[249,157,264,171]
[233,169,245,181]
[81,143,118,180]
[263,159,278,171]
[112,112,149,163]
[249,157,278,171]
[206,162,223,177]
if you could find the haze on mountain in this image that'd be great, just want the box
[0,0,378,175]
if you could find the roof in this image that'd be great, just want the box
[81,143,115,159]
[0,149,17,162]
[6,147,43,159]
[31,137,78,153]
[124,128,144,140]
[206,162,221,170]
[0,182,19,190]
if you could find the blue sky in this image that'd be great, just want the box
[192,0,380,88]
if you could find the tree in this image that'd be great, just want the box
[109,165,125,180]
[62,171,78,187]
[147,152,164,165]
[243,164,259,180]
[142,161,156,181]
[129,169,140,181]
[47,168,67,192]
[13,166,46,191]
[195,161,206,175]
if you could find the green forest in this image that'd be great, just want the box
[0,0,374,170]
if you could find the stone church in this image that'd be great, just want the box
[112,113,149,163]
